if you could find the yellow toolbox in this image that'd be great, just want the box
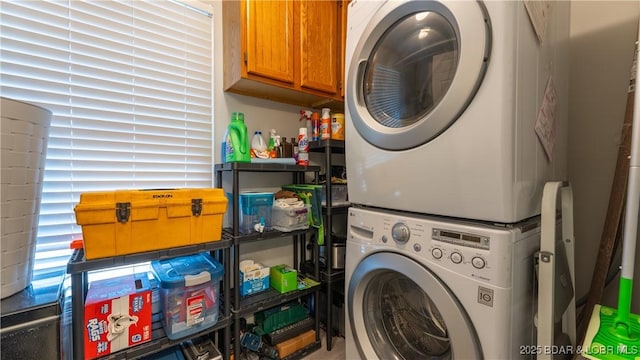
[74,188,227,259]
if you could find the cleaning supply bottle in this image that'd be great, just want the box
[321,108,331,140]
[273,131,282,158]
[297,127,309,166]
[250,131,268,159]
[281,137,292,158]
[311,111,320,141]
[300,110,312,140]
[292,137,298,161]
[221,129,228,163]
[268,129,280,158]
[225,112,250,163]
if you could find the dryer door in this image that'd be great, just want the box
[346,0,490,150]
[348,252,482,359]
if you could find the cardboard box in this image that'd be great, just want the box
[239,260,270,297]
[270,264,297,294]
[84,274,152,359]
[74,188,227,259]
[275,329,316,358]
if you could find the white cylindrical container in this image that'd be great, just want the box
[1,97,51,298]
[297,127,309,166]
[321,108,331,140]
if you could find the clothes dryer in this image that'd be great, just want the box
[345,206,541,359]
[345,0,570,223]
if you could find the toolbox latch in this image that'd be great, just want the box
[116,202,131,223]
[192,198,203,216]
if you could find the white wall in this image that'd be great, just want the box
[211,1,321,267]
[568,1,640,313]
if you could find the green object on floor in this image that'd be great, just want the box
[582,304,640,359]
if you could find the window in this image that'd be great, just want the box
[1,0,214,287]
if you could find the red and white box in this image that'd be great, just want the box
[83,274,152,359]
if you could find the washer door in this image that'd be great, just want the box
[348,252,482,359]
[346,0,490,150]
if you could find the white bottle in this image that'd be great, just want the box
[250,131,268,159]
[321,108,331,140]
[297,127,309,166]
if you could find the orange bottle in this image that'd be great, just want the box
[311,112,320,141]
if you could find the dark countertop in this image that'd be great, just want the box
[1,275,64,328]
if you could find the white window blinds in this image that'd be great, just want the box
[1,0,214,286]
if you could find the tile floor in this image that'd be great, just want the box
[303,331,346,360]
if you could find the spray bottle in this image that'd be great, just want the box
[268,129,282,158]
[311,112,320,141]
[297,127,309,166]
[300,110,312,140]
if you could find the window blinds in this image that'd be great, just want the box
[1,0,213,286]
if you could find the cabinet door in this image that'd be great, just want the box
[299,0,339,95]
[246,0,295,84]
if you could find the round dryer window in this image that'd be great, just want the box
[346,1,491,150]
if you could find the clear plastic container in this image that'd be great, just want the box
[151,253,224,340]
[272,204,310,232]
[321,184,348,205]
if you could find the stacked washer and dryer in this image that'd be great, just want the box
[344,1,570,359]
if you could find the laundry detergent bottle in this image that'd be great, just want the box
[225,112,250,163]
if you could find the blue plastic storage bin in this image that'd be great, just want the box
[239,192,274,234]
[151,253,224,340]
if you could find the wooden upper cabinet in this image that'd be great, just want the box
[299,0,338,95]
[246,0,294,84]
[223,0,346,110]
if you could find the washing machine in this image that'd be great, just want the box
[345,206,542,359]
[345,0,570,223]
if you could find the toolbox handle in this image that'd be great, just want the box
[184,271,211,286]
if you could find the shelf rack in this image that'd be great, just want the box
[67,239,233,360]
[309,139,347,351]
[215,162,321,360]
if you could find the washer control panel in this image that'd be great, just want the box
[348,207,519,287]
[429,229,493,270]
[432,228,490,250]
[375,219,492,275]
[430,228,492,270]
